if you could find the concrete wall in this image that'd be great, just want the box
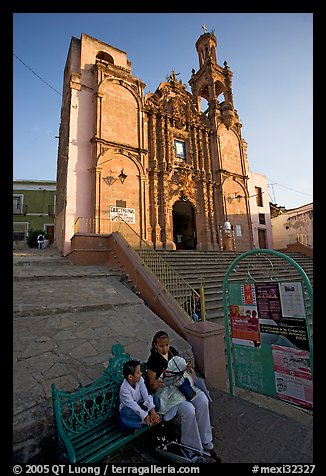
[271,203,313,250]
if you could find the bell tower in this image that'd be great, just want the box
[189,26,236,130]
[189,26,254,250]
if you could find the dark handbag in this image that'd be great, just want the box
[175,377,196,401]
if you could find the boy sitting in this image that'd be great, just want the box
[119,360,160,430]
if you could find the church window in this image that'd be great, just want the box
[259,213,266,225]
[174,140,186,160]
[255,187,263,207]
[96,51,114,65]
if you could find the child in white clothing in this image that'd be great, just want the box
[119,360,160,430]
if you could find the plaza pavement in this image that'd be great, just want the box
[13,245,314,465]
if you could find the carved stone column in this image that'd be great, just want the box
[157,114,166,246]
[153,171,162,248]
[203,129,218,249]
[148,112,162,248]
[198,130,212,250]
[196,127,204,172]
[148,111,157,168]
[158,113,165,168]
[165,114,172,170]
[202,129,211,176]
[190,124,199,172]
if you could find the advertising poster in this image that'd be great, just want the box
[229,304,260,347]
[227,281,312,409]
[228,283,260,347]
[272,345,313,409]
[255,282,282,320]
[279,282,306,318]
[256,282,309,351]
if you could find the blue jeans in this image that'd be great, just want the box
[120,406,143,430]
[119,396,161,430]
[192,312,207,322]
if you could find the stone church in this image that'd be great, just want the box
[55,30,272,256]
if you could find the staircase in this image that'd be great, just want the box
[155,250,313,332]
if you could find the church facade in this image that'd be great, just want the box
[55,31,272,256]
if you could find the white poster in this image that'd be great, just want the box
[110,206,136,224]
[279,282,306,318]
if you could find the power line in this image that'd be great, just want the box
[13,53,62,97]
[267,178,313,197]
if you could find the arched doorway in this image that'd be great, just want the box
[172,201,196,250]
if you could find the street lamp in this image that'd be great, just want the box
[118,169,128,184]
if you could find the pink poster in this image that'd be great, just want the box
[272,345,313,410]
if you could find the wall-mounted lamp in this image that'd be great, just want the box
[226,193,242,203]
[118,169,128,184]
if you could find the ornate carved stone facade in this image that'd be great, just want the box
[56,31,256,255]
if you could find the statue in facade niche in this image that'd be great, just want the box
[167,69,181,83]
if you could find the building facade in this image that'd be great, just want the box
[247,171,273,249]
[13,179,56,244]
[56,31,272,256]
[270,203,313,250]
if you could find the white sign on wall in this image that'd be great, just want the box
[110,206,136,224]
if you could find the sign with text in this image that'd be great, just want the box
[110,206,135,224]
[227,281,312,409]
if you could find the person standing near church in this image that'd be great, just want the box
[37,233,44,249]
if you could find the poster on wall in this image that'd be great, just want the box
[229,304,260,347]
[227,281,312,409]
[272,345,313,410]
[228,283,260,347]
[256,282,309,351]
[109,206,135,224]
[278,282,306,318]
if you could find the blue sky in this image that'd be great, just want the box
[13,12,313,209]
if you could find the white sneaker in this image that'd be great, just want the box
[203,442,214,451]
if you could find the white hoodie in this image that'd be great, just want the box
[156,356,201,415]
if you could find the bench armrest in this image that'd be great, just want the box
[52,384,77,463]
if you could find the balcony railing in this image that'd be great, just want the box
[289,233,312,247]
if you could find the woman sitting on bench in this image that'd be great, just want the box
[145,330,215,455]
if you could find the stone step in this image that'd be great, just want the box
[149,250,313,332]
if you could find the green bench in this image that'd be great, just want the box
[51,343,153,463]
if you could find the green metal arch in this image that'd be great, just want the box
[222,248,313,396]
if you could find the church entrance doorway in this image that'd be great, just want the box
[172,201,196,250]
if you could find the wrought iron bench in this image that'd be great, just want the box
[51,343,152,463]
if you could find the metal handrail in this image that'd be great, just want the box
[74,216,206,321]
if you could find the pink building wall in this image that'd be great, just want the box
[62,34,134,256]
